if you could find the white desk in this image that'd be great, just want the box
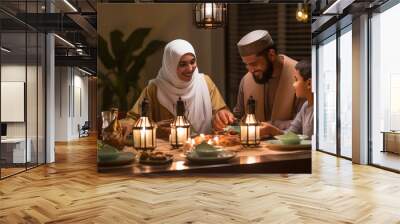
[1,138,32,163]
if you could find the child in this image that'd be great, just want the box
[261,60,313,138]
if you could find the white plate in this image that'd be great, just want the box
[265,140,311,150]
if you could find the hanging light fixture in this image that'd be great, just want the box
[240,96,261,147]
[296,2,310,23]
[1,47,11,53]
[133,98,157,151]
[170,97,191,148]
[194,3,227,29]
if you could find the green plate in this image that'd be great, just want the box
[274,134,309,145]
[265,140,311,150]
[186,151,236,164]
[98,152,135,166]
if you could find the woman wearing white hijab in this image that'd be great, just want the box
[124,39,234,136]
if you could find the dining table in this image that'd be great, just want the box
[97,138,312,174]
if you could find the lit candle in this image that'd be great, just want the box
[183,138,192,152]
[240,96,260,146]
[133,125,156,149]
[213,136,219,145]
[240,124,260,145]
[170,127,188,146]
[177,127,186,143]
[170,97,191,148]
[191,138,195,147]
[132,98,157,150]
[200,133,205,142]
[140,126,146,145]
[248,126,256,144]
[245,156,257,164]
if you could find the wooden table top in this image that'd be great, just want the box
[98,139,312,174]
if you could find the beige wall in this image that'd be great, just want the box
[98,3,226,109]
[54,67,90,141]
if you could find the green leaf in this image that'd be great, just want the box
[98,28,166,112]
[110,30,125,60]
[127,40,166,84]
[121,54,135,73]
[125,28,152,53]
[97,71,114,87]
[101,85,115,110]
[98,35,115,69]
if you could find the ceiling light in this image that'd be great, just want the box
[63,0,78,12]
[322,0,355,15]
[296,3,309,23]
[54,34,75,48]
[77,67,93,76]
[1,47,11,53]
[194,3,227,29]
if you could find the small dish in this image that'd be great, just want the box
[193,141,224,157]
[98,152,135,166]
[139,152,173,165]
[274,135,300,145]
[274,133,308,145]
[98,143,120,161]
[195,147,224,157]
[265,140,311,150]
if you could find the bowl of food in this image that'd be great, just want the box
[274,131,302,145]
[139,151,173,165]
[194,141,224,157]
[98,143,120,161]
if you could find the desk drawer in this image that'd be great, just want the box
[384,132,400,154]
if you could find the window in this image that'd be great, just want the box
[0,1,47,179]
[317,35,337,154]
[339,27,352,158]
[370,2,400,171]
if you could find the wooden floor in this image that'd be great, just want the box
[1,136,400,223]
[1,167,26,178]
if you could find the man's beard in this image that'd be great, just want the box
[252,59,274,84]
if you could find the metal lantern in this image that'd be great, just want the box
[133,98,157,151]
[170,97,191,148]
[194,3,227,29]
[240,96,261,147]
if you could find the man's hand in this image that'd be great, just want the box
[260,122,283,137]
[212,109,235,131]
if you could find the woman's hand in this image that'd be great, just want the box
[120,121,134,139]
[212,109,235,131]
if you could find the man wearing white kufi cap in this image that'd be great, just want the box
[227,30,304,133]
